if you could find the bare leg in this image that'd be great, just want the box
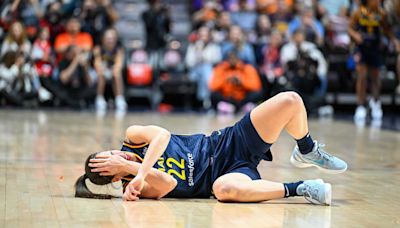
[356,64,368,105]
[97,74,106,96]
[113,70,124,97]
[250,91,309,143]
[212,173,284,202]
[370,67,380,101]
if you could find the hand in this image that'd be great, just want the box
[353,32,363,45]
[15,56,25,67]
[228,75,241,86]
[123,175,145,201]
[89,153,127,176]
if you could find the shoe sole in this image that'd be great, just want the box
[290,155,347,174]
[324,183,332,206]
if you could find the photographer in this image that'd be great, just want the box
[281,29,328,113]
[209,50,262,114]
[56,45,95,108]
[142,0,171,68]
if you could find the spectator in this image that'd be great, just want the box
[281,29,328,110]
[221,25,256,66]
[260,30,284,82]
[93,28,127,112]
[0,51,51,106]
[54,17,93,55]
[39,1,65,44]
[212,11,231,43]
[142,0,171,68]
[0,0,43,38]
[287,7,324,46]
[269,0,294,38]
[256,0,293,15]
[31,27,53,77]
[185,26,222,109]
[77,0,118,44]
[209,50,262,114]
[192,1,221,28]
[248,14,272,65]
[1,21,31,58]
[230,0,258,32]
[349,0,399,122]
[317,0,350,18]
[57,45,95,108]
[31,27,56,98]
[224,0,256,11]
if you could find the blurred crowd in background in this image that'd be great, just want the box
[0,0,399,120]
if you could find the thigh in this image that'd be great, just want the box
[250,91,303,143]
[212,173,253,193]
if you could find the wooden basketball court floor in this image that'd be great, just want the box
[0,110,399,228]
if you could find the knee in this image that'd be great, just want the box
[213,183,240,202]
[278,91,303,109]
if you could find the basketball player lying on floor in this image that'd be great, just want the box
[75,92,347,205]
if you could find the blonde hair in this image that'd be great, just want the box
[5,21,27,45]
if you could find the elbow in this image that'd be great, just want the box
[158,128,171,142]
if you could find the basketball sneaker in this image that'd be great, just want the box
[369,99,383,120]
[96,96,107,112]
[354,105,367,122]
[297,179,332,205]
[290,140,347,174]
[115,95,127,112]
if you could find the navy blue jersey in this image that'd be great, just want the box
[121,134,214,198]
[120,113,273,198]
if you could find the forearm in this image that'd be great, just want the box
[123,160,177,194]
[60,61,79,83]
[137,130,171,178]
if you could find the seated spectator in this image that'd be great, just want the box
[0,51,51,106]
[93,28,127,112]
[221,25,256,66]
[0,0,44,39]
[280,29,327,111]
[31,27,53,78]
[57,45,95,108]
[192,1,221,28]
[317,0,349,18]
[77,0,118,44]
[260,30,284,81]
[31,27,57,100]
[212,11,231,43]
[269,0,294,38]
[39,1,65,44]
[54,17,93,55]
[185,26,222,109]
[287,7,324,46]
[209,50,262,114]
[256,0,293,15]
[1,21,31,58]
[248,14,272,64]
[223,0,256,12]
[230,0,258,32]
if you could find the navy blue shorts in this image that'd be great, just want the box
[209,113,272,182]
[355,44,383,68]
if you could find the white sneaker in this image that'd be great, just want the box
[297,179,332,205]
[96,96,107,112]
[369,99,382,120]
[38,87,52,102]
[354,105,367,122]
[115,95,127,112]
